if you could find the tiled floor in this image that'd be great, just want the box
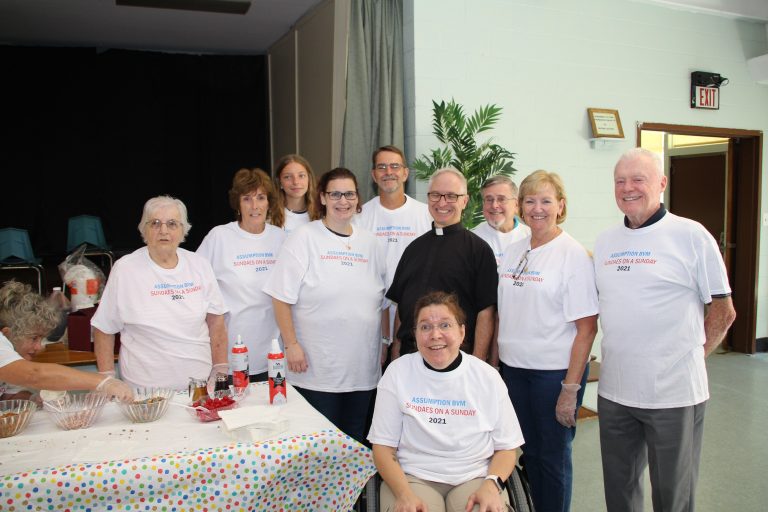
[571,351,768,511]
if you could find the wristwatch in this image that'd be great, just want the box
[485,474,504,494]
[381,336,392,346]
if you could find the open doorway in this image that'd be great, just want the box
[638,123,762,354]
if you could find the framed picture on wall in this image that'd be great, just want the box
[587,108,624,138]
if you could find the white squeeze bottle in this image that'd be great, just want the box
[231,335,249,395]
[268,338,287,405]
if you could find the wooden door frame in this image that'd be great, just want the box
[638,122,762,354]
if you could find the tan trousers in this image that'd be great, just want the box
[380,474,512,512]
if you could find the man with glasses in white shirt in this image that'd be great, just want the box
[387,168,498,362]
[472,175,531,266]
[354,146,433,362]
[472,176,531,367]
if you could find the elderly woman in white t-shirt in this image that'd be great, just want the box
[0,280,132,401]
[92,195,229,392]
[263,167,386,444]
[496,170,598,512]
[368,291,523,512]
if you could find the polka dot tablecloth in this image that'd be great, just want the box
[0,429,375,511]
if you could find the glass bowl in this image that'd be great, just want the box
[43,392,109,431]
[0,399,38,438]
[118,387,175,423]
[188,395,238,422]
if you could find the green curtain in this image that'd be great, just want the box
[340,0,405,201]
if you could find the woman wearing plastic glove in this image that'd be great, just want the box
[368,291,524,512]
[93,195,229,391]
[197,168,286,382]
[0,280,133,402]
[496,170,598,512]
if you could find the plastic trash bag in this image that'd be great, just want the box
[58,244,106,311]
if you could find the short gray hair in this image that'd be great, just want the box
[0,280,59,340]
[615,148,664,178]
[138,195,192,243]
[481,175,518,198]
[428,168,467,194]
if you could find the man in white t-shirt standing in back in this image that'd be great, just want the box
[354,145,433,361]
[593,148,736,512]
[472,175,531,266]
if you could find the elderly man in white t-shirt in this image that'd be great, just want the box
[472,175,531,366]
[472,175,530,266]
[593,148,736,512]
[354,145,433,361]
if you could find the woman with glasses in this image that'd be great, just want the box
[264,168,386,444]
[496,170,598,512]
[93,195,229,391]
[197,169,286,383]
[272,154,321,233]
[368,291,523,512]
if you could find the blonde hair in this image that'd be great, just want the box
[518,170,568,224]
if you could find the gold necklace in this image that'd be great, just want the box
[323,220,352,250]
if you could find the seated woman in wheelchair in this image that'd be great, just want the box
[368,291,524,512]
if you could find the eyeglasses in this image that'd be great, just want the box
[325,191,358,200]
[415,321,456,334]
[427,192,466,203]
[146,219,182,231]
[375,163,404,171]
[511,249,530,280]
[483,195,516,206]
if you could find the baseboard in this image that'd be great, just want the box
[756,337,768,352]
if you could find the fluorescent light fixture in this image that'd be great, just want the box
[116,0,252,15]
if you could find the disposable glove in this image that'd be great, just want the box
[555,381,581,427]
[207,363,229,395]
[96,375,134,402]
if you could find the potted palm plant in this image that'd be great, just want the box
[411,99,517,228]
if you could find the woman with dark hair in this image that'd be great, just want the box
[264,167,386,444]
[369,291,523,512]
[272,154,321,232]
[198,168,287,382]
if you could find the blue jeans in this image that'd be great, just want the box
[293,386,374,445]
[500,364,588,512]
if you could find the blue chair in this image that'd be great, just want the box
[0,228,45,294]
[66,215,114,272]
[67,215,109,252]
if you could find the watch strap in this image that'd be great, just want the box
[484,474,504,493]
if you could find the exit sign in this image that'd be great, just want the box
[692,86,719,109]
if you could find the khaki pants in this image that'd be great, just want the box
[380,475,512,512]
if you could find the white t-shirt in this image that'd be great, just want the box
[367,352,524,485]
[197,222,287,374]
[472,220,531,266]
[282,208,310,233]
[497,231,598,369]
[594,213,731,408]
[0,332,23,396]
[353,195,433,288]
[262,220,387,392]
[91,247,228,390]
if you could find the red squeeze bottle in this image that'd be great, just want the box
[268,339,287,405]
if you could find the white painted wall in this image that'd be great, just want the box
[403,0,768,342]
